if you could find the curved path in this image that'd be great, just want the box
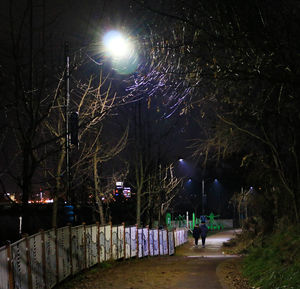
[60,230,241,289]
[174,229,240,289]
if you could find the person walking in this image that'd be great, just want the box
[200,221,209,248]
[192,224,200,246]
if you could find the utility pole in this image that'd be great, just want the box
[65,42,71,204]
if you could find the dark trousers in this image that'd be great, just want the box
[194,237,199,245]
[201,236,206,246]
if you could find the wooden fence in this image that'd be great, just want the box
[0,223,188,289]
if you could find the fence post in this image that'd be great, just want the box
[54,227,59,284]
[122,222,125,259]
[96,222,100,264]
[40,230,47,289]
[6,241,14,289]
[23,234,33,289]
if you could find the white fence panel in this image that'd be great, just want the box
[177,230,181,246]
[142,228,149,257]
[162,230,168,255]
[168,231,174,255]
[130,227,137,257]
[124,227,131,259]
[159,230,163,255]
[0,246,9,289]
[99,226,105,262]
[153,230,159,256]
[174,230,178,247]
[29,233,45,289]
[117,225,124,259]
[44,229,56,288]
[149,230,154,256]
[174,228,188,247]
[105,225,111,260]
[179,230,184,245]
[11,238,28,289]
[138,229,143,258]
[111,226,118,260]
[71,225,85,274]
[174,230,181,246]
[57,227,71,282]
[85,225,98,268]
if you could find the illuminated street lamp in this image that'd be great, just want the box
[102,30,138,74]
[103,30,133,59]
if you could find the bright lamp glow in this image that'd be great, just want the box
[103,30,133,59]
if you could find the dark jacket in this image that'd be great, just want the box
[192,226,200,238]
[200,224,208,237]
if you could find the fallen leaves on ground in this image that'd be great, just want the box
[217,258,252,289]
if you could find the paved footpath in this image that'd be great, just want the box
[60,230,240,289]
[174,229,240,289]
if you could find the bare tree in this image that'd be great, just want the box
[129,0,300,227]
[44,66,131,226]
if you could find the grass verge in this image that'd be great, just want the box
[242,226,300,289]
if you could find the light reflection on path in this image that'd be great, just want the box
[186,229,241,258]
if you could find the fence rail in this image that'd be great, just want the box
[0,223,188,289]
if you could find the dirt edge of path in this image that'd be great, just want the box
[216,258,252,289]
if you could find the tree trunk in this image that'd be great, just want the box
[21,146,33,235]
[93,143,105,225]
[136,187,142,226]
[52,149,65,228]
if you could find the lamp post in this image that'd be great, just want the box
[65,42,71,204]
[61,30,136,223]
